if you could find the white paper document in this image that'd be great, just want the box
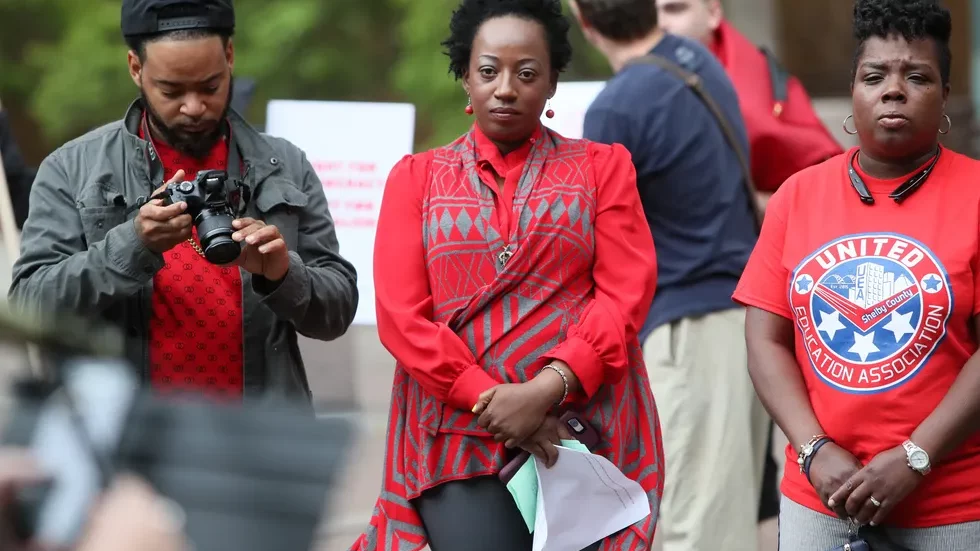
[532,445,651,551]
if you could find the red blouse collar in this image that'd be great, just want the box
[472,122,544,174]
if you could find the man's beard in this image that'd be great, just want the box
[141,81,234,160]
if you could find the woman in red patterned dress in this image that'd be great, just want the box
[351,0,663,549]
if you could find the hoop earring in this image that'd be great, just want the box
[843,114,857,135]
[939,113,951,135]
[464,96,473,116]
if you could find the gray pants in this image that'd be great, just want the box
[778,494,980,550]
[414,476,602,551]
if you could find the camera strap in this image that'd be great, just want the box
[128,116,251,217]
[225,139,251,218]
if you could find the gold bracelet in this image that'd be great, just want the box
[540,364,569,406]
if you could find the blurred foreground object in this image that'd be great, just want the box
[0,305,355,551]
[75,475,191,551]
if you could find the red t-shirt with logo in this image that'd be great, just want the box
[733,146,980,528]
[141,121,245,401]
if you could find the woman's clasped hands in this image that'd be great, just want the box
[471,367,570,467]
[809,443,924,527]
[827,445,923,527]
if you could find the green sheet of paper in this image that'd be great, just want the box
[506,439,591,532]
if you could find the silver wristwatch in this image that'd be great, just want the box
[903,439,931,475]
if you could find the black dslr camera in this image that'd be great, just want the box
[156,169,248,265]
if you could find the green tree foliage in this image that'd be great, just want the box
[0,0,609,154]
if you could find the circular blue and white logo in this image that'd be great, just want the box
[790,233,952,393]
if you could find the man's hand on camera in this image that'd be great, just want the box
[135,169,193,254]
[231,218,289,282]
[0,448,49,551]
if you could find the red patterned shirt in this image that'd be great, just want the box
[141,120,244,401]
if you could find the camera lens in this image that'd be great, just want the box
[195,211,240,265]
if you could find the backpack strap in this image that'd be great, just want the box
[626,53,763,231]
[761,47,790,117]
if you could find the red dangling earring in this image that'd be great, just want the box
[545,100,554,119]
[465,96,474,115]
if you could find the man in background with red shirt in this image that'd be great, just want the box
[9,0,358,405]
[656,0,843,210]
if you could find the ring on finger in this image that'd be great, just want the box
[869,496,881,507]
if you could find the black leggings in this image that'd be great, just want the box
[413,476,603,551]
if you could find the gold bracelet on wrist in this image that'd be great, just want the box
[539,364,569,406]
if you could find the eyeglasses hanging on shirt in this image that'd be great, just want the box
[847,147,941,205]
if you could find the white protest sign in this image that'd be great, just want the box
[265,100,416,325]
[540,81,606,138]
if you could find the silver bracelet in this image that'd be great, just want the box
[540,364,569,406]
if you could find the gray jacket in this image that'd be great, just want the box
[9,100,358,402]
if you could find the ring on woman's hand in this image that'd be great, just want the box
[869,496,881,507]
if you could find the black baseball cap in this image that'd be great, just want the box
[121,0,235,38]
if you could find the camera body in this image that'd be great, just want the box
[157,169,242,265]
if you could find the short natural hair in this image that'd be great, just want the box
[852,0,952,85]
[573,0,658,42]
[126,28,232,62]
[442,0,573,80]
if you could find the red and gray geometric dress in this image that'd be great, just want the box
[351,124,664,551]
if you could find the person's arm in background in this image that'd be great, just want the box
[732,182,860,519]
[0,102,37,229]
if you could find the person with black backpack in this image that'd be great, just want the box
[656,0,843,213]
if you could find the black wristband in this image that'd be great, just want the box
[803,437,833,483]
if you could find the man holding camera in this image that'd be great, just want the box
[8,0,358,403]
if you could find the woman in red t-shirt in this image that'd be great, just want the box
[733,0,980,548]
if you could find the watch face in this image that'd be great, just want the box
[910,450,929,469]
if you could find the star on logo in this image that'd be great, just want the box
[883,311,915,342]
[816,310,846,340]
[796,275,813,293]
[922,274,942,293]
[849,331,880,362]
